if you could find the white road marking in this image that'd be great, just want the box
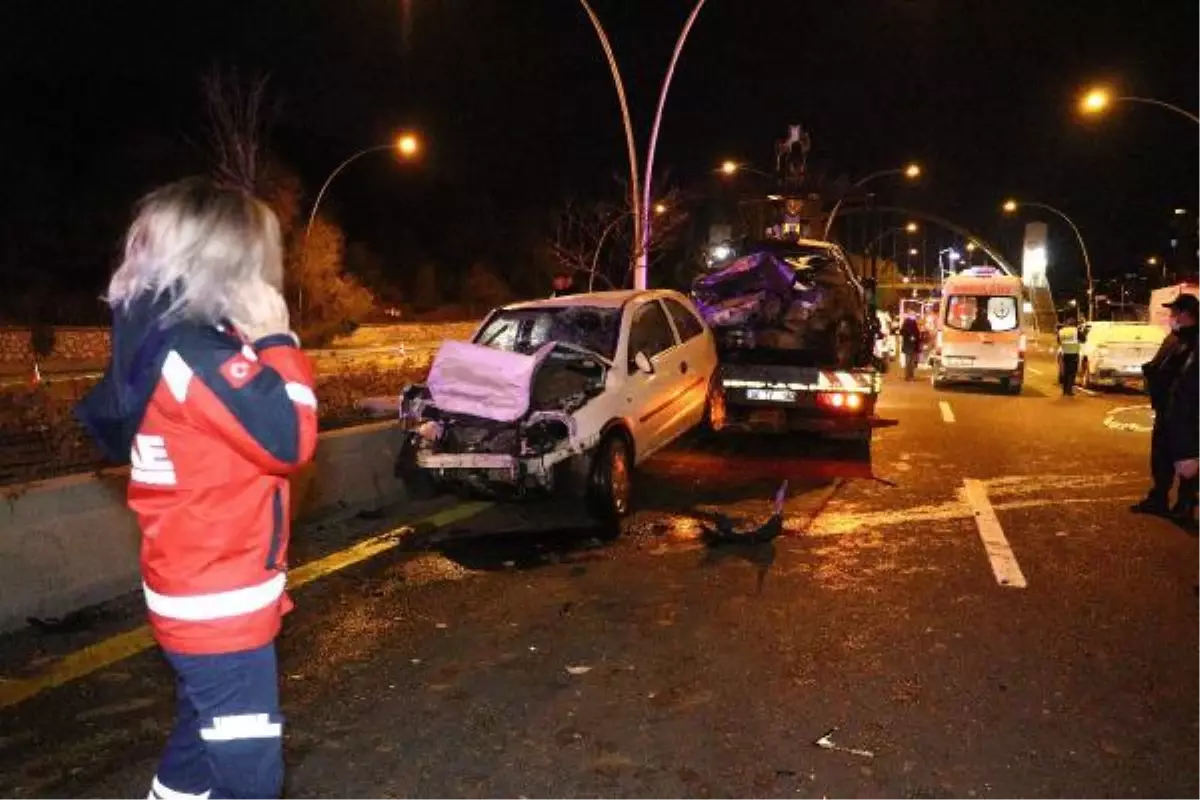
[1026,367,1043,375]
[1103,404,1155,433]
[963,478,1027,589]
[1077,387,1099,397]
[939,401,956,423]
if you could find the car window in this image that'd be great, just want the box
[945,295,1019,333]
[475,306,622,360]
[628,301,677,366]
[663,298,705,342]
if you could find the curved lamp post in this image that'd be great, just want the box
[719,160,777,180]
[576,0,642,284]
[305,133,420,244]
[822,163,921,240]
[578,0,707,290]
[1004,199,1095,321]
[1078,86,1200,125]
[300,133,420,321]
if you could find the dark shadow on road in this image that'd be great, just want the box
[700,542,777,593]
[632,430,874,515]
[427,523,612,573]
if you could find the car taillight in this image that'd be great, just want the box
[818,392,864,412]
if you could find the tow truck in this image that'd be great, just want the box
[692,238,882,442]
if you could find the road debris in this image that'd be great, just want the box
[565,665,592,676]
[814,728,874,759]
[701,480,788,546]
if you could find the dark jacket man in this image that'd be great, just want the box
[1136,293,1198,516]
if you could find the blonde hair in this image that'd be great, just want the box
[107,177,284,325]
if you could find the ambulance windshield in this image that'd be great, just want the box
[945,295,1019,332]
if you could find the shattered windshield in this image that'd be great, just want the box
[475,306,622,360]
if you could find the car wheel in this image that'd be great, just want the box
[587,432,633,534]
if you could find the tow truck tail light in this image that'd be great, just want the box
[817,392,864,412]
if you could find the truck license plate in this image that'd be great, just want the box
[944,356,973,367]
[747,388,796,403]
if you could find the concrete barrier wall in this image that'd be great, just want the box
[0,421,407,633]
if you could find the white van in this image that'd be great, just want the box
[930,267,1026,394]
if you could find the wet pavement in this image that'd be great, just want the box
[0,353,1196,798]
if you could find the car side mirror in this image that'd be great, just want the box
[633,351,654,374]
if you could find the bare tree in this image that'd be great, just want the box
[200,66,276,192]
[196,67,375,344]
[548,184,690,291]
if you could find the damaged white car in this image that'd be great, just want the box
[396,290,720,522]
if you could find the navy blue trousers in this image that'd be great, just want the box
[150,642,284,800]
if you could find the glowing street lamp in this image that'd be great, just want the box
[905,221,919,234]
[720,160,739,176]
[653,202,668,216]
[1004,198,1095,320]
[1077,84,1199,124]
[908,247,919,256]
[307,133,423,241]
[1079,87,1111,115]
[396,132,421,158]
[1146,256,1160,266]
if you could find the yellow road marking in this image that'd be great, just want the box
[0,501,491,710]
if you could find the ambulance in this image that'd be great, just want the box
[930,266,1027,394]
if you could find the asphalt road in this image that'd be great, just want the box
[0,353,1195,798]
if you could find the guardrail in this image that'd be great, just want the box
[0,421,409,634]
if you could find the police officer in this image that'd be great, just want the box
[1135,293,1199,518]
[1057,316,1082,396]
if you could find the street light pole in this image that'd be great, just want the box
[577,0,642,288]
[1005,199,1095,322]
[1080,87,1200,124]
[822,164,920,240]
[579,0,706,291]
[637,0,707,291]
[1115,96,1200,124]
[301,135,419,322]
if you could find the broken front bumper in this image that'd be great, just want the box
[402,432,600,498]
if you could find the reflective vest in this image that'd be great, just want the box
[1058,325,1081,355]
[131,326,318,655]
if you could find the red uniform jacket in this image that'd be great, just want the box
[124,324,318,654]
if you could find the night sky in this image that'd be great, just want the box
[2,0,1196,317]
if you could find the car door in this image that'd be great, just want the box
[622,299,685,459]
[662,296,715,433]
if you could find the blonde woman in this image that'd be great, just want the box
[76,177,318,799]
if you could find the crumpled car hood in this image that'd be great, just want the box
[427,340,555,422]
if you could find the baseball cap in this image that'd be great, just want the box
[1163,293,1199,315]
